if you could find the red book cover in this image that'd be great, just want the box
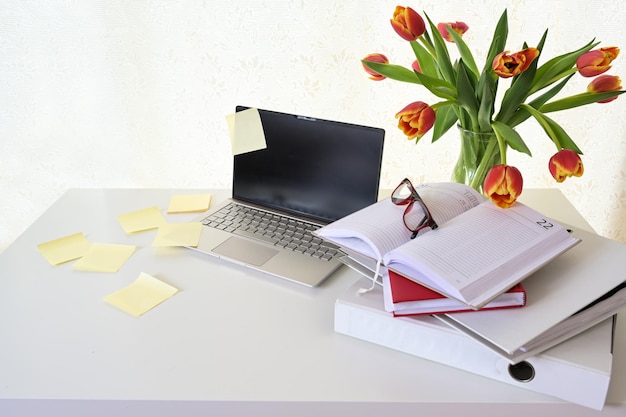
[385,270,526,316]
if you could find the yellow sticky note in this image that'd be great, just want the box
[226,107,267,155]
[117,206,165,233]
[37,232,91,265]
[167,194,212,214]
[73,243,136,272]
[152,222,203,247]
[104,272,178,317]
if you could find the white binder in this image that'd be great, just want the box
[437,225,626,364]
[335,279,615,410]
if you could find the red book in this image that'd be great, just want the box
[384,270,526,316]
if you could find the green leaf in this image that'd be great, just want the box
[410,40,439,78]
[361,61,420,84]
[445,26,479,77]
[539,90,626,113]
[507,74,574,127]
[491,121,531,156]
[424,13,456,84]
[483,9,509,72]
[477,82,495,131]
[475,9,507,117]
[530,39,598,95]
[520,104,582,153]
[455,60,479,126]
[414,70,458,100]
[432,104,459,142]
[528,74,573,107]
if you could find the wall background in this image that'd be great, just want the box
[1,0,625,251]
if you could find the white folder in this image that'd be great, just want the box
[437,225,626,364]
[335,279,615,410]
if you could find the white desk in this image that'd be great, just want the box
[1,189,624,417]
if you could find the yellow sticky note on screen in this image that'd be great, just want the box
[167,194,212,214]
[117,206,165,233]
[104,272,178,317]
[226,107,267,155]
[152,222,203,247]
[73,243,136,272]
[37,232,91,265]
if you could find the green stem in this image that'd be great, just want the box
[493,129,508,165]
[419,36,437,57]
[469,139,499,190]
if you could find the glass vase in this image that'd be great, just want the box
[452,125,501,194]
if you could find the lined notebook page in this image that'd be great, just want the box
[384,202,569,294]
[316,182,482,260]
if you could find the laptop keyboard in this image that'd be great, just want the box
[200,203,340,261]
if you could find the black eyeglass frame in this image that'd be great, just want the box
[391,178,439,239]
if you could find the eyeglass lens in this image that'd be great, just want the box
[403,200,429,231]
[391,180,415,204]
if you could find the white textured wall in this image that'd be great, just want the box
[1,0,625,251]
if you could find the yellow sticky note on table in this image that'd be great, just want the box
[104,272,178,317]
[167,194,212,214]
[73,243,136,272]
[152,223,203,247]
[117,206,165,233]
[37,232,91,265]
[226,107,267,155]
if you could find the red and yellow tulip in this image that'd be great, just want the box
[390,6,425,41]
[492,48,540,78]
[362,53,389,81]
[548,149,584,183]
[437,21,469,43]
[483,165,524,208]
[587,74,622,103]
[395,101,435,140]
[576,47,620,77]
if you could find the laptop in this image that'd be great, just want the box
[191,106,385,287]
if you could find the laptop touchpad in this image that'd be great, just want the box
[212,237,279,266]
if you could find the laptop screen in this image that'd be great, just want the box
[232,106,385,223]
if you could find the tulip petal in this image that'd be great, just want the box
[576,47,620,77]
[437,21,469,43]
[483,165,523,208]
[492,48,539,78]
[587,74,622,103]
[395,101,436,140]
[362,53,389,81]
[548,149,584,182]
[390,6,425,41]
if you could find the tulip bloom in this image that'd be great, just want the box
[587,74,622,103]
[483,164,523,208]
[437,21,469,43]
[411,59,421,73]
[576,47,620,77]
[395,101,435,140]
[492,48,539,78]
[548,149,584,183]
[362,53,389,81]
[390,6,425,41]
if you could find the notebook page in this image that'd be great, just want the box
[384,202,571,299]
[316,182,482,260]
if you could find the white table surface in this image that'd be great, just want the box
[0,188,624,417]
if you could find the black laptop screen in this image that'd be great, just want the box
[232,107,385,223]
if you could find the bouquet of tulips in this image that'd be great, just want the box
[363,6,624,208]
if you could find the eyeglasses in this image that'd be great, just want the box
[391,178,439,239]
